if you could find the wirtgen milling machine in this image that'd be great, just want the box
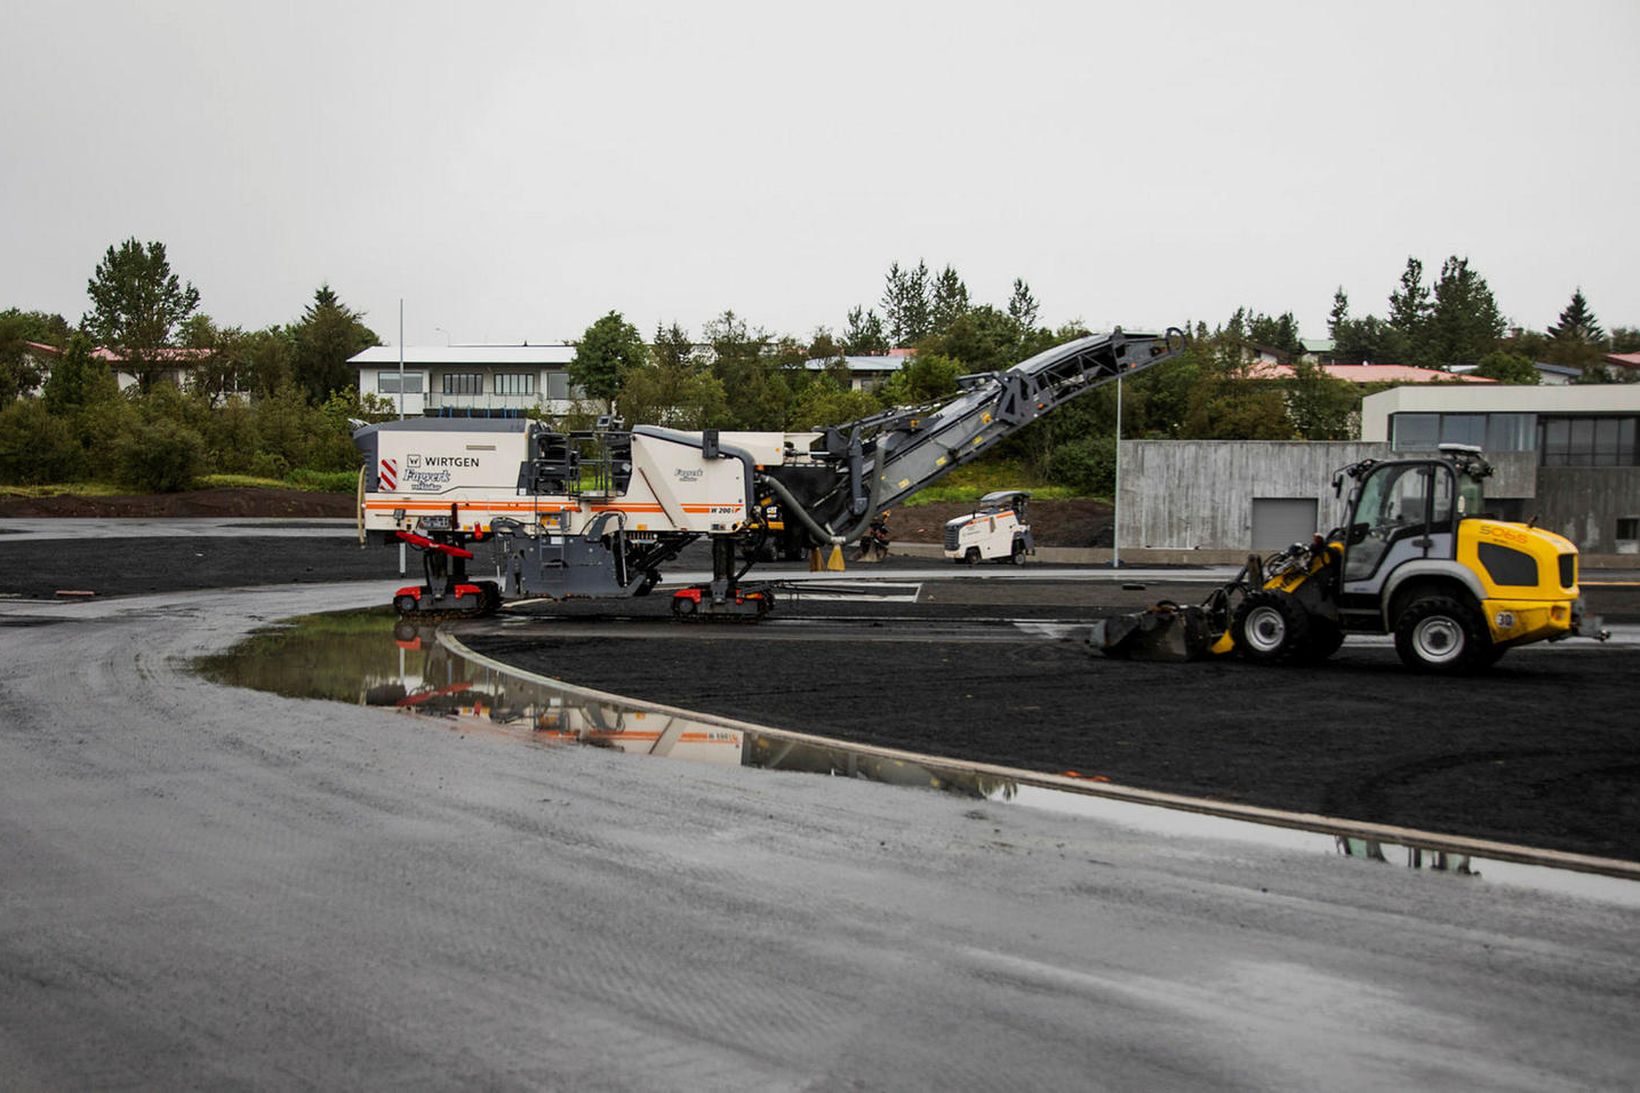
[353,328,1187,621]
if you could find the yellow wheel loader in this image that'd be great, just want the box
[1096,444,1605,671]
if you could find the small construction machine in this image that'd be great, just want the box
[1096,444,1602,671]
[943,490,1034,565]
[353,328,1187,620]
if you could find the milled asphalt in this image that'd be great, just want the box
[1,565,1639,1087]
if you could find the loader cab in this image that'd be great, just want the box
[1339,445,1488,591]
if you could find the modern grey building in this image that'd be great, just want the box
[1119,383,1640,556]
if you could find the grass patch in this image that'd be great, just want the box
[898,458,1088,506]
[0,482,128,499]
[197,469,359,493]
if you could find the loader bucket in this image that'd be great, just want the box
[1091,602,1219,662]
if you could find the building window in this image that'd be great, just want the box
[378,371,423,394]
[442,372,483,396]
[1393,412,1538,452]
[544,372,570,400]
[1392,413,1438,449]
[1616,517,1638,541]
[1485,413,1534,452]
[494,373,535,396]
[1539,415,1637,466]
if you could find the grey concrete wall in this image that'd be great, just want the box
[1390,449,1537,498]
[1119,441,1387,551]
[1535,468,1640,553]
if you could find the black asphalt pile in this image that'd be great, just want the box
[464,626,1640,863]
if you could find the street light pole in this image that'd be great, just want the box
[397,298,406,576]
[1112,371,1122,569]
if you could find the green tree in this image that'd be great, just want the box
[41,333,119,415]
[1326,287,1349,341]
[617,322,727,428]
[877,352,961,405]
[1332,314,1406,364]
[1545,288,1607,373]
[0,399,85,484]
[82,238,201,392]
[1427,256,1504,368]
[290,285,379,403]
[1285,358,1359,439]
[1387,257,1432,363]
[0,309,72,404]
[880,260,931,346]
[1547,288,1605,344]
[242,326,296,396]
[841,306,889,355]
[1007,279,1040,333]
[919,305,1021,372]
[928,265,970,334]
[570,310,648,412]
[1609,326,1640,353]
[1474,350,1539,384]
[704,310,787,429]
[1246,310,1304,359]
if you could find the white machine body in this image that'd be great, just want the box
[942,491,1034,563]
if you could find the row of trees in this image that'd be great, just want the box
[4,240,1634,495]
[1329,258,1636,380]
[0,238,381,488]
[563,256,1632,497]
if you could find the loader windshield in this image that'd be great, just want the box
[1344,462,1444,581]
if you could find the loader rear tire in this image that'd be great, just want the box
[1393,596,1488,672]
[1231,589,1309,664]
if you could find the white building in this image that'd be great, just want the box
[350,345,586,418]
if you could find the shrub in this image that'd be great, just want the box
[248,451,290,480]
[0,399,85,484]
[1045,436,1116,497]
[111,419,206,492]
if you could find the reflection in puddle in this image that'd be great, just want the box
[196,610,1014,801]
[197,610,1640,907]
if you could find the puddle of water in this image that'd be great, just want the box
[196,609,1640,908]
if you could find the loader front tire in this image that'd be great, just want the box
[1231,589,1309,664]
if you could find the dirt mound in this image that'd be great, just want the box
[892,499,1112,548]
[0,488,355,519]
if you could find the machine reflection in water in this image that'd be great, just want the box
[196,609,1017,802]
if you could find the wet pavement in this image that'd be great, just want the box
[200,609,1640,902]
[4,579,1640,1088]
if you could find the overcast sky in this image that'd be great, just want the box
[3,1,1636,348]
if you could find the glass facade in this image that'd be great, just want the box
[1391,412,1537,452]
[1539,415,1637,466]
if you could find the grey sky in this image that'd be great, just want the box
[4,1,1636,347]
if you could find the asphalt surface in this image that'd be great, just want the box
[2,525,1639,1087]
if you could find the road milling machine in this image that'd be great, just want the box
[353,327,1187,620]
[1095,443,1606,671]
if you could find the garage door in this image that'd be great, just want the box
[1251,497,1318,552]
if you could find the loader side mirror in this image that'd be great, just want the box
[1348,522,1370,545]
